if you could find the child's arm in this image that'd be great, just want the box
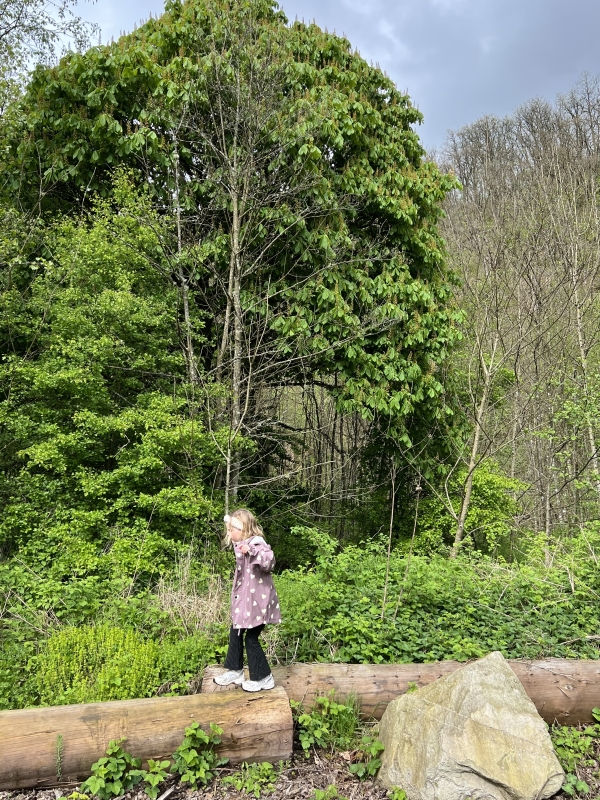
[246,540,275,573]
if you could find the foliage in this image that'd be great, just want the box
[313,786,347,800]
[3,0,460,456]
[80,739,144,800]
[347,735,384,779]
[551,708,600,796]
[222,761,280,797]
[414,461,525,556]
[0,187,224,561]
[34,625,160,705]
[78,726,228,799]
[560,773,591,797]
[276,528,600,665]
[388,789,408,800]
[171,722,228,788]
[0,0,95,67]
[291,693,361,755]
[142,759,171,800]
[0,617,228,710]
[2,527,600,713]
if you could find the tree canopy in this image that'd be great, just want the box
[2,0,460,517]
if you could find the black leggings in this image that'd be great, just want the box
[223,624,271,681]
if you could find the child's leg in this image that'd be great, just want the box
[244,624,271,681]
[223,626,245,671]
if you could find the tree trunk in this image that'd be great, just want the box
[173,148,198,384]
[0,688,292,790]
[230,193,243,504]
[450,336,498,558]
[570,264,600,499]
[203,659,600,725]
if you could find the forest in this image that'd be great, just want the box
[0,0,599,722]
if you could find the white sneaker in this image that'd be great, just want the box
[213,669,244,686]
[241,674,275,692]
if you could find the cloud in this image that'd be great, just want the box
[428,0,469,12]
[340,0,381,17]
[377,19,412,62]
[91,0,600,150]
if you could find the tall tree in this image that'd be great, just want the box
[3,0,460,517]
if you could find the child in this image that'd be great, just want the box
[214,508,281,692]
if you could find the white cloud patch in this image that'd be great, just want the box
[429,0,470,12]
[341,0,381,17]
[479,34,497,54]
[378,18,412,62]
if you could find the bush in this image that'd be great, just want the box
[81,738,145,799]
[27,624,230,707]
[171,722,228,788]
[158,631,229,692]
[34,625,161,705]
[292,693,361,755]
[276,532,600,665]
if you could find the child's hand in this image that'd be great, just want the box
[239,543,250,554]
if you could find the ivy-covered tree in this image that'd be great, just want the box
[3,0,460,513]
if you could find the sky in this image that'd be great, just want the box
[82,0,600,151]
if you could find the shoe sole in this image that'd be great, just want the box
[241,681,275,693]
[213,675,245,686]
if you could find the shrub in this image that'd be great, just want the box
[171,722,228,788]
[276,534,600,665]
[34,625,160,705]
[80,738,144,799]
[292,693,361,755]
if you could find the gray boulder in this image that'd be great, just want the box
[377,651,564,800]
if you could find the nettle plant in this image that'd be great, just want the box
[551,707,600,797]
[81,739,145,800]
[348,735,385,780]
[222,761,282,797]
[291,692,361,756]
[80,721,228,799]
[171,722,228,789]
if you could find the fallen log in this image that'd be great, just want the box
[203,659,600,724]
[0,686,292,791]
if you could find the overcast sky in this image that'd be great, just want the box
[83,0,600,151]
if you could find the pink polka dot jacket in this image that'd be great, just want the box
[231,535,281,628]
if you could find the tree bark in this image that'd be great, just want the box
[203,659,600,725]
[0,687,292,790]
[173,148,199,385]
[450,335,498,557]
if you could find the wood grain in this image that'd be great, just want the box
[0,687,292,790]
[204,659,600,724]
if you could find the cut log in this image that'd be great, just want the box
[0,686,292,791]
[204,659,600,724]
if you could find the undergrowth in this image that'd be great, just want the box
[1,526,600,711]
[80,723,227,800]
[551,709,600,797]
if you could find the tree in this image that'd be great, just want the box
[0,0,94,65]
[440,74,600,555]
[0,181,225,567]
[3,0,460,517]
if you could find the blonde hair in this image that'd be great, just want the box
[223,508,264,548]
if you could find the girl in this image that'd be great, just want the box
[214,508,281,692]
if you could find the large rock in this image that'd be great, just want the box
[377,651,564,800]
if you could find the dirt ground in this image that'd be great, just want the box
[1,738,598,800]
[0,750,388,800]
